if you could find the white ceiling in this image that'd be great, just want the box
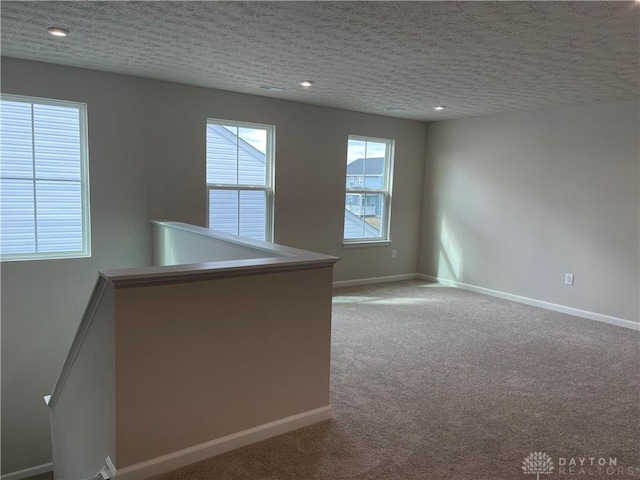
[1,1,639,121]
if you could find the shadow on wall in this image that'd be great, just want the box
[438,215,462,282]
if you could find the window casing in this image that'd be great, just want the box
[343,135,394,243]
[0,94,90,261]
[206,119,275,242]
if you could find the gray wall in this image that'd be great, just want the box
[1,59,151,474]
[115,267,333,468]
[0,57,426,473]
[50,284,115,480]
[419,99,640,323]
[141,77,427,279]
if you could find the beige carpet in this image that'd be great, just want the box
[150,281,639,479]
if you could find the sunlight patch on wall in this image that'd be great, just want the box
[162,229,179,266]
[438,215,463,281]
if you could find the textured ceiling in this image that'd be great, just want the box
[1,1,639,120]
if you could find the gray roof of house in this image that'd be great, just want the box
[346,157,383,175]
[343,209,380,238]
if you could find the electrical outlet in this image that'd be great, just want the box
[392,249,397,259]
[564,273,574,286]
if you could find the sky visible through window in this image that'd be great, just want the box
[347,138,386,163]
[223,125,266,154]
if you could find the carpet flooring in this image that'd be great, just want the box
[151,281,640,479]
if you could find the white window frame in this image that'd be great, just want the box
[206,118,275,242]
[0,94,91,262]
[343,135,394,245]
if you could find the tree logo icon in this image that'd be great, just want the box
[522,452,555,479]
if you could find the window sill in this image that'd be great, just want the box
[0,251,91,262]
[342,240,391,249]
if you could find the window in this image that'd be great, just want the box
[206,119,275,242]
[0,95,90,261]
[343,135,394,243]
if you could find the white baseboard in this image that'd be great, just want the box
[115,405,333,480]
[333,273,416,288]
[417,274,640,331]
[1,463,53,480]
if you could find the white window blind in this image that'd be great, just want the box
[0,95,90,261]
[206,119,275,242]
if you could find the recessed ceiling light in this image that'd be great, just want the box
[48,27,69,37]
[385,107,406,112]
[299,80,314,87]
[434,106,445,111]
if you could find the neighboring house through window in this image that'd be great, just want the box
[206,119,275,242]
[0,95,90,261]
[344,135,394,242]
